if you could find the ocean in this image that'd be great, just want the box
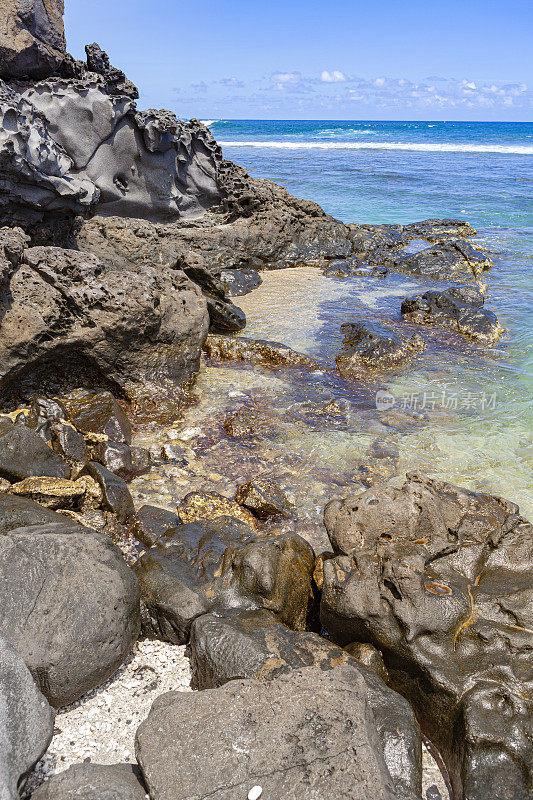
[135,120,533,524]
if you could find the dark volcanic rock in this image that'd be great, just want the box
[128,504,179,548]
[397,240,492,281]
[336,321,426,377]
[135,664,410,800]
[65,391,132,444]
[219,266,262,296]
[0,633,55,800]
[30,763,148,800]
[0,225,29,284]
[401,218,477,241]
[91,440,135,480]
[135,521,314,643]
[50,421,88,462]
[320,471,533,800]
[0,245,208,400]
[204,333,319,369]
[85,42,138,99]
[189,609,422,800]
[0,421,70,481]
[235,476,294,518]
[401,286,502,342]
[0,527,140,706]
[0,492,84,534]
[84,462,135,523]
[344,642,389,682]
[0,0,66,80]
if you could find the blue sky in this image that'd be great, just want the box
[65,0,532,120]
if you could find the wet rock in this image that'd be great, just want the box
[0,477,10,491]
[320,471,533,800]
[84,462,135,523]
[0,422,70,481]
[344,642,389,682]
[222,407,280,439]
[205,294,247,332]
[0,0,66,80]
[8,476,86,509]
[64,391,132,444]
[336,321,426,377]
[129,504,179,548]
[401,287,502,342]
[177,490,258,528]
[189,610,422,800]
[0,245,209,401]
[50,421,88,462]
[397,240,492,281]
[135,522,314,643]
[401,218,477,241]
[30,763,148,800]
[134,517,257,644]
[0,527,140,707]
[160,442,189,464]
[219,266,262,296]
[235,476,294,518]
[91,440,135,480]
[25,395,67,442]
[0,492,86,534]
[0,633,55,800]
[204,333,319,369]
[135,664,411,800]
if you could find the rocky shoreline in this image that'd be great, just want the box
[1,4,531,800]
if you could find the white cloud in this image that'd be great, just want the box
[321,70,346,83]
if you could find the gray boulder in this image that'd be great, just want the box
[30,763,147,800]
[0,492,88,534]
[189,609,422,800]
[0,0,66,80]
[0,633,55,800]
[0,528,140,706]
[135,664,403,800]
[0,243,208,401]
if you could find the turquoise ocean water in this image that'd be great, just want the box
[204,120,533,514]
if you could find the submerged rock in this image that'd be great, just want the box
[0,633,55,800]
[320,472,533,800]
[135,664,412,800]
[336,321,426,377]
[0,527,140,707]
[203,333,319,369]
[30,763,148,800]
[235,477,294,519]
[401,286,502,342]
[177,490,258,528]
[397,239,492,281]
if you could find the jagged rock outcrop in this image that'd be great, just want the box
[401,285,502,342]
[320,472,533,800]
[0,238,209,402]
[0,0,67,80]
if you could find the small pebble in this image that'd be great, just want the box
[248,787,262,800]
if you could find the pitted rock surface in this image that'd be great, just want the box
[320,472,533,800]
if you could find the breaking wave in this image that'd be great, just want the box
[218,140,533,155]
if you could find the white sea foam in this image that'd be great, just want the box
[219,140,533,155]
[200,119,224,127]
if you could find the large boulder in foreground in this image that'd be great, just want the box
[190,609,422,800]
[135,665,403,800]
[0,633,55,800]
[30,763,148,800]
[321,472,533,800]
[0,0,66,80]
[0,242,208,401]
[0,527,140,706]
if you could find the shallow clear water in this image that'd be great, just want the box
[132,121,533,527]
